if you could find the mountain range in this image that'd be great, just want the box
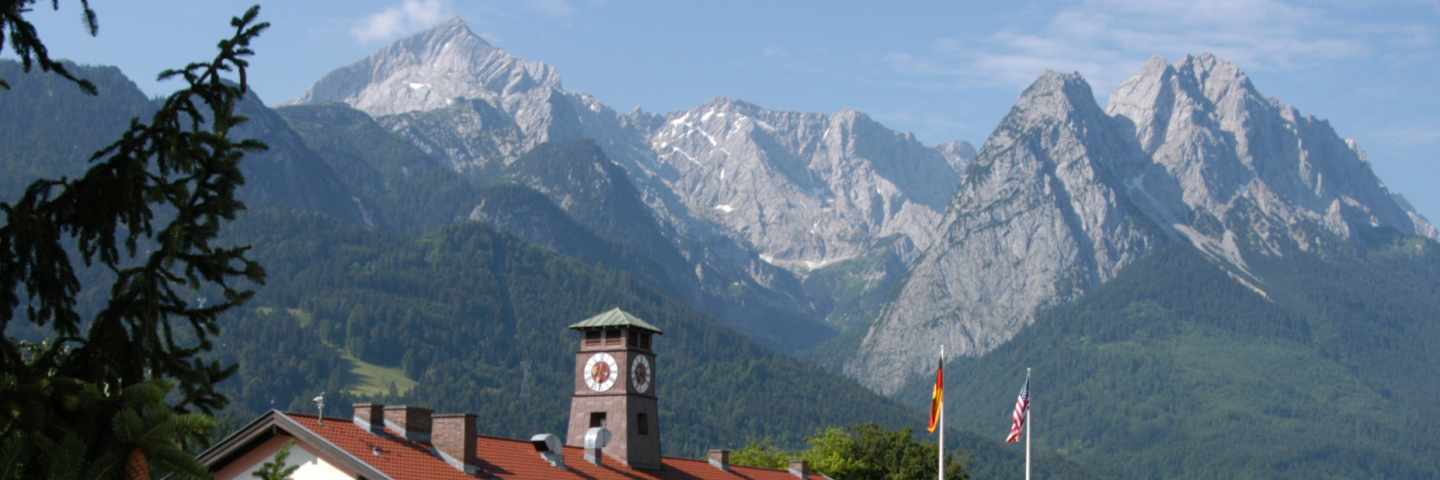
[851,53,1437,393]
[279,17,1434,393]
[4,14,1438,479]
[282,17,980,352]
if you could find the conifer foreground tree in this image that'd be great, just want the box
[0,3,269,478]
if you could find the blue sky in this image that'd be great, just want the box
[16,0,1440,218]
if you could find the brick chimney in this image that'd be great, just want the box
[383,405,432,443]
[432,413,477,475]
[708,449,730,472]
[788,459,809,479]
[352,403,385,435]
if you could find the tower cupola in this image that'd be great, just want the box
[565,308,664,470]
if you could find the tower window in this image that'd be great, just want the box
[640,333,651,350]
[605,328,622,345]
[585,330,601,347]
[637,413,649,435]
[590,412,607,428]
[628,330,638,347]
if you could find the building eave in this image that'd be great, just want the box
[198,410,394,480]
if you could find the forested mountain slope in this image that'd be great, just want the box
[0,61,150,200]
[896,240,1440,479]
[208,208,1104,479]
[275,102,830,351]
[856,54,1438,395]
[274,103,484,235]
[212,209,904,453]
[0,60,364,224]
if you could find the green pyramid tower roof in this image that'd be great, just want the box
[567,308,663,334]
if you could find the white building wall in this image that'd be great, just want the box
[214,436,356,480]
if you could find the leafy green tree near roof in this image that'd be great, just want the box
[732,423,969,480]
[0,2,269,478]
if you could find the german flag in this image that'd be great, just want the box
[927,356,943,433]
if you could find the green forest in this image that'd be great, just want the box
[277,104,832,353]
[900,240,1440,479]
[214,207,912,454]
[211,206,1109,478]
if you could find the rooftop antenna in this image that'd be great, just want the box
[312,394,325,426]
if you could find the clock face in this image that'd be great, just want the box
[584,353,619,392]
[631,355,652,394]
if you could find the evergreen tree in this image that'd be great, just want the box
[250,440,298,480]
[0,0,99,94]
[0,4,268,478]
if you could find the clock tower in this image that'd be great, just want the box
[566,308,664,470]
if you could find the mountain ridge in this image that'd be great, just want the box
[282,21,1438,399]
[284,18,980,341]
[285,16,561,117]
[850,70,1165,393]
[849,54,1438,392]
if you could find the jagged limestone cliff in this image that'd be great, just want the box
[850,71,1163,393]
[850,55,1437,393]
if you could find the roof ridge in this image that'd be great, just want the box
[566,308,664,333]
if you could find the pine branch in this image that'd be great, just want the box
[0,0,98,94]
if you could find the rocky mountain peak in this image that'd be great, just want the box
[1012,70,1103,119]
[828,108,865,123]
[699,94,737,109]
[647,96,965,273]
[848,66,1163,393]
[1106,53,1436,253]
[1176,52,1256,105]
[934,140,977,174]
[851,52,1440,393]
[1107,56,1177,153]
[426,15,475,42]
[285,16,561,117]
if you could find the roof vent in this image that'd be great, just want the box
[530,434,566,469]
[583,426,612,465]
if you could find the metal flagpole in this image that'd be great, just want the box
[939,345,944,480]
[1025,367,1031,480]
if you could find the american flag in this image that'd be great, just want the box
[1005,374,1030,444]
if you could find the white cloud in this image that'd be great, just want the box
[526,0,576,17]
[889,0,1384,94]
[351,0,454,43]
[1371,119,1440,148]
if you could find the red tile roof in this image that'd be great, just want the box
[281,413,813,480]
